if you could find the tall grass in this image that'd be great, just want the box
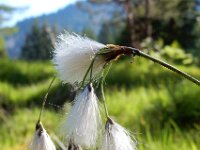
[0,60,55,85]
[0,108,60,150]
[0,59,200,149]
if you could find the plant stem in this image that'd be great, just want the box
[81,57,96,88]
[100,63,112,119]
[89,58,95,83]
[101,80,109,119]
[38,76,56,122]
[125,47,200,86]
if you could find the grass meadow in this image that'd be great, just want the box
[0,57,200,150]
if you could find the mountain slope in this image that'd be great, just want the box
[6,1,123,58]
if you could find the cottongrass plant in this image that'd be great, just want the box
[53,32,107,84]
[102,118,137,150]
[61,83,102,148]
[28,77,58,150]
[27,31,200,150]
[53,32,200,86]
[29,122,56,150]
[53,31,199,150]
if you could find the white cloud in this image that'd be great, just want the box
[0,0,80,26]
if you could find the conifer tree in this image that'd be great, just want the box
[0,5,16,59]
[21,20,54,60]
[0,38,7,58]
[40,22,54,59]
[98,22,113,44]
[82,27,96,40]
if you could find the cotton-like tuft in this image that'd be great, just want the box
[29,122,56,150]
[61,83,102,148]
[53,32,106,84]
[102,118,137,150]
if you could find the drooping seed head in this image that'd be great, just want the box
[102,118,137,150]
[29,122,56,150]
[60,84,102,148]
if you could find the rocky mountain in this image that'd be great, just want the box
[6,1,123,58]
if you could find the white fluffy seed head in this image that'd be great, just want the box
[53,32,106,84]
[29,122,56,150]
[102,118,137,150]
[61,84,102,148]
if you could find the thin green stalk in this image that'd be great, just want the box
[89,58,95,83]
[100,63,112,119]
[38,76,56,122]
[101,80,109,119]
[80,55,110,118]
[81,57,96,88]
[125,47,200,86]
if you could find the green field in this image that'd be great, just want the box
[0,57,200,150]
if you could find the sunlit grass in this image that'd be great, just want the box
[0,108,60,150]
[107,58,200,87]
[0,59,200,150]
[0,79,58,104]
[0,59,55,85]
[105,87,200,149]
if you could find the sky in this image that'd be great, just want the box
[0,0,80,26]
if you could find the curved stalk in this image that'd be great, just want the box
[80,57,96,88]
[38,76,56,122]
[100,63,112,119]
[101,80,109,119]
[125,47,200,86]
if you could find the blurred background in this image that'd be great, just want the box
[0,0,200,149]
